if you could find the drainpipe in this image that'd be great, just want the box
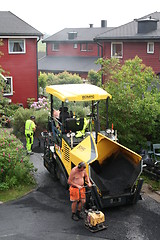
[94,40,104,85]
[95,40,109,128]
[36,36,41,100]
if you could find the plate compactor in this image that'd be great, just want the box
[81,187,107,233]
[84,207,107,232]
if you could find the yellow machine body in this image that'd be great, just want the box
[87,210,105,227]
[44,83,143,209]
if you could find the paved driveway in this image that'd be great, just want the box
[0,153,160,240]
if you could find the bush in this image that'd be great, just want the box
[0,97,20,118]
[0,129,36,190]
[12,107,49,138]
[87,69,101,86]
[46,71,83,86]
[98,57,160,152]
[38,71,83,96]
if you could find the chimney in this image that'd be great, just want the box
[101,20,107,28]
[137,17,159,33]
[89,24,93,28]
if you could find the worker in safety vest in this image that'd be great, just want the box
[25,116,36,154]
[75,118,89,138]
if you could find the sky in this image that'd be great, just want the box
[1,0,159,36]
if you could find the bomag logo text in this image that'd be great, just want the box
[82,95,94,100]
[77,145,86,151]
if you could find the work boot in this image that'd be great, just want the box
[27,151,34,155]
[76,210,83,219]
[71,213,79,221]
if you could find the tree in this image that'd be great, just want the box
[0,39,4,100]
[98,56,160,152]
[38,71,87,116]
[38,71,83,96]
[87,69,101,86]
[38,72,48,95]
[0,40,8,111]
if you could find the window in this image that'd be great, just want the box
[87,44,93,51]
[80,43,93,51]
[9,39,25,53]
[3,77,13,96]
[74,43,77,49]
[80,43,87,51]
[147,42,154,54]
[52,43,59,51]
[111,42,123,58]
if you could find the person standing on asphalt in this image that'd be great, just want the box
[68,161,92,221]
[25,116,36,155]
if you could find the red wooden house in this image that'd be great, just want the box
[39,20,112,78]
[39,12,160,80]
[0,11,42,107]
[95,12,160,78]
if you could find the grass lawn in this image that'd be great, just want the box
[141,174,160,191]
[0,184,36,203]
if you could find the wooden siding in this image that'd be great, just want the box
[47,42,99,57]
[123,42,160,74]
[0,38,38,107]
[104,42,160,74]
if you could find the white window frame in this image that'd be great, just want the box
[74,43,78,49]
[80,43,87,51]
[8,39,26,54]
[147,42,154,54]
[80,43,93,52]
[3,76,13,96]
[52,43,59,51]
[111,42,123,58]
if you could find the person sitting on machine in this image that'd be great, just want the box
[59,107,70,122]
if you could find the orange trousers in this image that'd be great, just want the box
[69,186,86,202]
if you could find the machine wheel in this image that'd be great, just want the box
[132,178,144,204]
[59,170,68,189]
[55,164,60,179]
[55,162,68,189]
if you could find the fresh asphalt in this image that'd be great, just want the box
[0,151,160,240]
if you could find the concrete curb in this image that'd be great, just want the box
[155,191,160,196]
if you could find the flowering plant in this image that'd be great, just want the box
[30,97,49,111]
[0,129,35,190]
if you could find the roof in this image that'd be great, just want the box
[38,56,100,73]
[46,84,112,102]
[38,51,46,60]
[95,12,160,41]
[0,11,42,37]
[43,27,113,42]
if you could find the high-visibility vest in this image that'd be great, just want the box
[76,118,89,138]
[25,119,35,135]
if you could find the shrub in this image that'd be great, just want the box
[0,129,36,190]
[87,69,101,86]
[12,107,49,138]
[98,57,160,152]
[46,71,83,86]
[27,98,35,108]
